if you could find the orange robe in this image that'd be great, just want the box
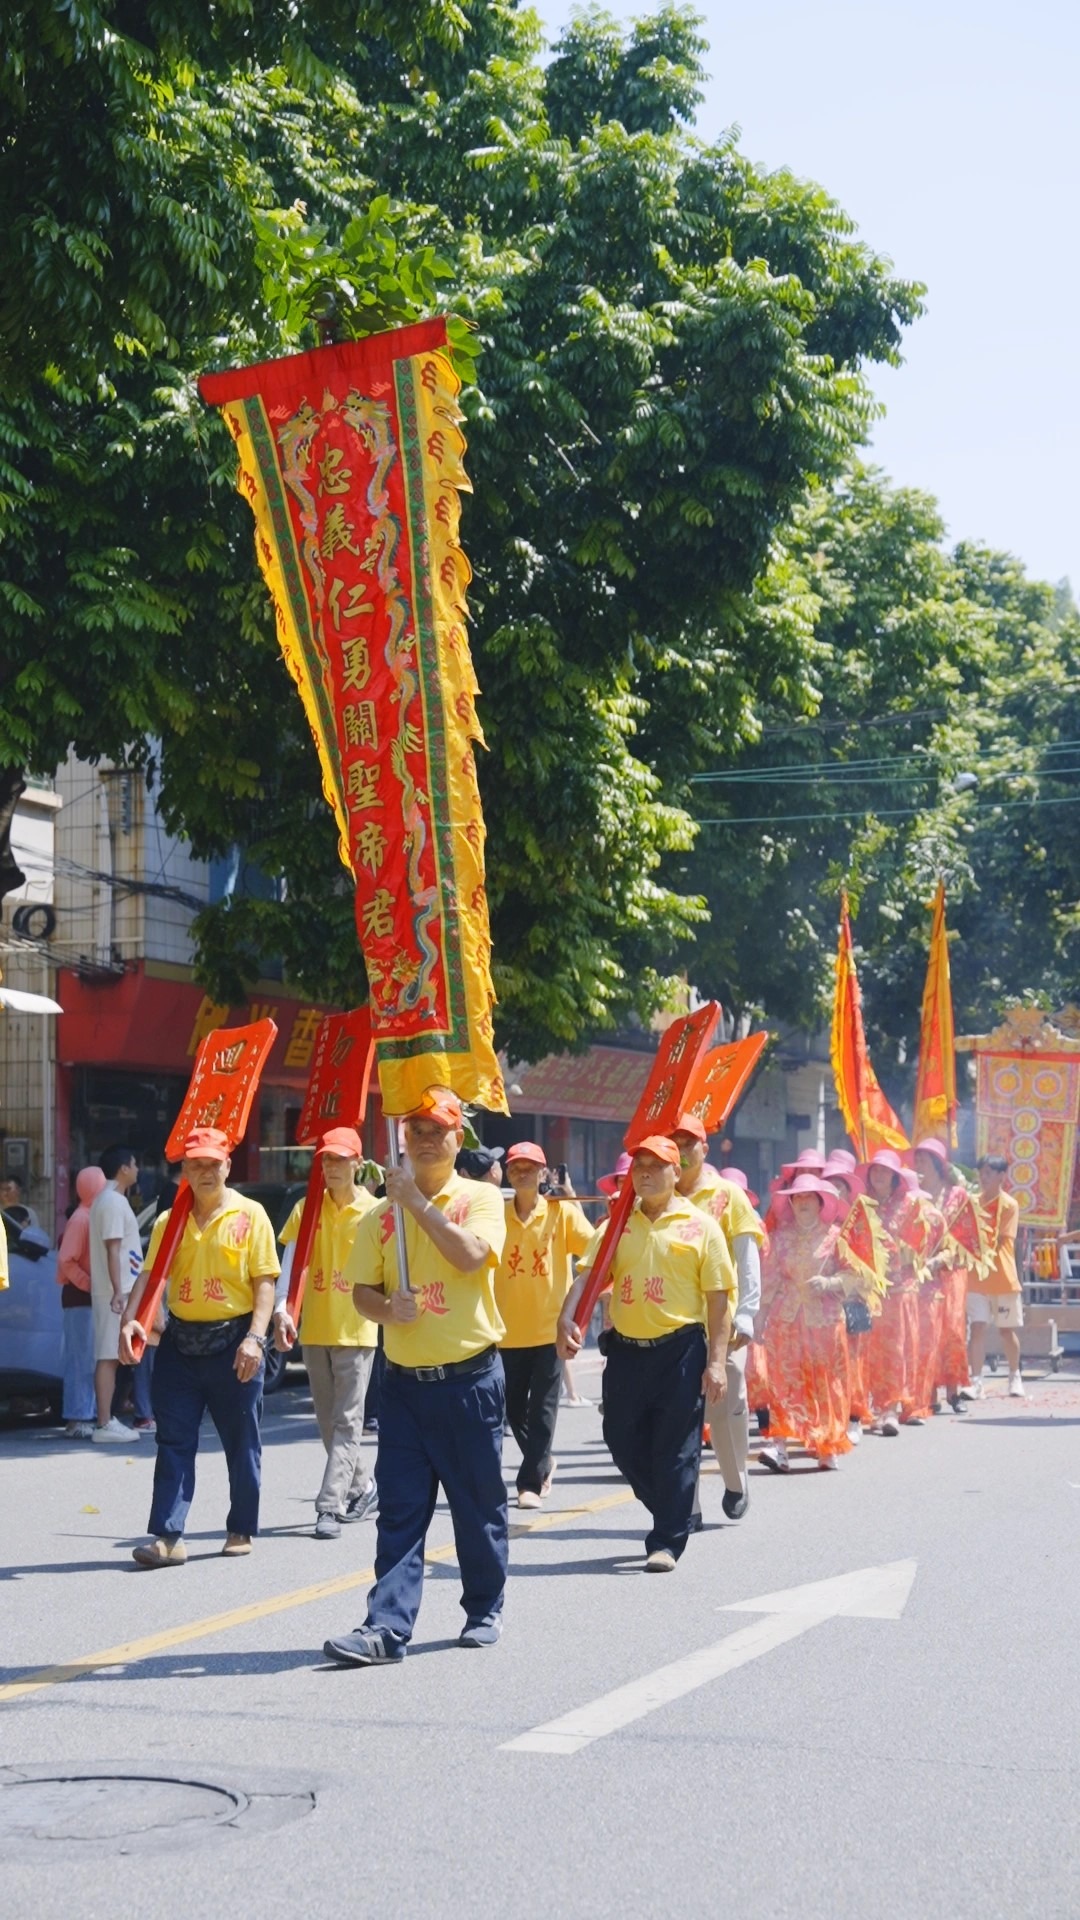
[760,1221,852,1458]
[866,1190,937,1420]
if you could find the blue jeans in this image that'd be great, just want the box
[61,1304,95,1422]
[148,1323,263,1538]
[602,1324,706,1559]
[114,1346,155,1421]
[366,1351,507,1643]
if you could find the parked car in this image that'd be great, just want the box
[0,1213,62,1418]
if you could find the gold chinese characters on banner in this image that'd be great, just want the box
[200,319,505,1116]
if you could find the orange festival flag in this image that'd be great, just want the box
[913,880,958,1147]
[830,892,908,1158]
[199,320,505,1118]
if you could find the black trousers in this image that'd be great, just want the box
[602,1324,706,1559]
[501,1342,562,1494]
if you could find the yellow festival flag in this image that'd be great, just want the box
[913,880,957,1146]
[830,892,908,1158]
[200,319,506,1116]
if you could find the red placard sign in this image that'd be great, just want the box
[296,1007,375,1144]
[571,1002,722,1331]
[164,1018,279,1161]
[282,1008,377,1343]
[681,1032,768,1134]
[130,1019,278,1357]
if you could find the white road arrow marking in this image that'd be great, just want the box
[501,1560,917,1756]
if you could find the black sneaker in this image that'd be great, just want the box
[315,1511,343,1539]
[323,1627,405,1666]
[345,1482,378,1523]
[722,1484,749,1520]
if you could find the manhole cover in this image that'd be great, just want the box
[0,1766,315,1858]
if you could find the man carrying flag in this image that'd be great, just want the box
[120,1128,280,1566]
[558,1137,735,1571]
[324,1089,508,1665]
[672,1112,763,1520]
[273,1126,378,1540]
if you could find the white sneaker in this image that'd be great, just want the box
[93,1417,138,1444]
[1008,1372,1026,1398]
[817,1454,840,1471]
[759,1444,790,1474]
[880,1414,901,1437]
[65,1421,95,1440]
[957,1379,983,1400]
[847,1421,862,1446]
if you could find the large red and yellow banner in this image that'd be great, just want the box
[199,320,505,1116]
[913,881,957,1146]
[830,892,908,1158]
[975,1051,1080,1228]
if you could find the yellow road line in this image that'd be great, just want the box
[0,1489,636,1705]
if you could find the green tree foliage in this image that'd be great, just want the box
[681,462,1080,1083]
[0,2,923,1059]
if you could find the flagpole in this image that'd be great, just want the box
[384,1117,412,1295]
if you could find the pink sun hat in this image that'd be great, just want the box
[597,1151,633,1197]
[911,1136,951,1169]
[774,1171,844,1226]
[823,1152,865,1196]
[721,1166,760,1208]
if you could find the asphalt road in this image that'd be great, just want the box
[2,1355,1079,1920]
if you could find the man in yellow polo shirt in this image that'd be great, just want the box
[673,1111,764,1521]
[323,1088,508,1666]
[967,1154,1025,1399]
[559,1135,735,1572]
[120,1126,279,1567]
[273,1126,378,1540]
[496,1141,594,1510]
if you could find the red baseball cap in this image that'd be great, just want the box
[630,1134,682,1168]
[181,1127,230,1163]
[672,1111,708,1143]
[319,1126,363,1159]
[404,1087,464,1128]
[506,1141,546,1167]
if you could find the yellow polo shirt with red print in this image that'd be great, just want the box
[344,1172,507,1368]
[496,1196,594,1347]
[578,1195,735,1340]
[685,1167,765,1250]
[147,1194,279,1322]
[280,1188,377,1346]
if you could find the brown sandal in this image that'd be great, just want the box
[132,1536,187,1569]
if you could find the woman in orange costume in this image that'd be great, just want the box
[912,1137,972,1412]
[758,1174,853,1473]
[823,1151,878,1444]
[864,1149,938,1434]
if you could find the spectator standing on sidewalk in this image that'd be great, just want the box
[88,1145,144,1444]
[274,1127,379,1539]
[120,1127,279,1566]
[495,1143,594,1510]
[55,1166,106,1438]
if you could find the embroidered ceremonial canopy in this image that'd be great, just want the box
[960,1009,1080,1229]
[200,319,505,1116]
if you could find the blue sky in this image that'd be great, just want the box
[537,2,1079,590]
